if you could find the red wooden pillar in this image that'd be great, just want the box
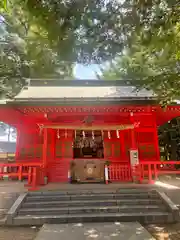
[42,128,48,171]
[103,130,107,159]
[119,130,125,160]
[130,112,137,150]
[129,112,139,182]
[15,128,21,160]
[152,114,160,161]
[51,129,56,162]
[112,144,114,159]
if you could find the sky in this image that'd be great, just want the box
[74,64,101,79]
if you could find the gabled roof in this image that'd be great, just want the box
[10,79,156,105]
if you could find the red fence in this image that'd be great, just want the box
[108,161,180,184]
[2,161,180,188]
[108,164,132,182]
[137,161,180,184]
[0,162,44,190]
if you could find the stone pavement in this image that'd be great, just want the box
[0,226,39,240]
[0,182,25,223]
[1,224,180,240]
[157,175,180,207]
[35,223,155,240]
[146,223,180,240]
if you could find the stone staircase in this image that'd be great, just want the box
[6,188,179,226]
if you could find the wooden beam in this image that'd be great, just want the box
[40,124,134,130]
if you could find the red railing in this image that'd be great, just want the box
[108,161,180,184]
[108,164,132,182]
[137,161,180,184]
[0,162,44,190]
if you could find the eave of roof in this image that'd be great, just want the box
[27,79,147,87]
[3,79,158,105]
[7,98,157,107]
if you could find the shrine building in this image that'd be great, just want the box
[0,79,180,184]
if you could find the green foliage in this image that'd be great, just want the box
[101,0,180,104]
[1,0,180,100]
[20,0,126,63]
[2,0,140,64]
[0,0,74,98]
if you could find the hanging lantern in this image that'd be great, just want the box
[57,129,60,139]
[92,130,94,140]
[82,130,85,139]
[108,130,111,139]
[116,130,120,138]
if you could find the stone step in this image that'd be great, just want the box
[23,198,162,208]
[28,188,154,196]
[19,204,166,216]
[26,193,158,202]
[23,199,118,208]
[13,212,172,226]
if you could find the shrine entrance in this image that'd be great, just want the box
[72,130,105,183]
[44,123,137,183]
[73,130,104,159]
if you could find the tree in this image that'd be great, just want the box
[101,1,180,104]
[0,1,74,98]
[101,30,180,104]
[2,0,143,64]
[1,0,180,100]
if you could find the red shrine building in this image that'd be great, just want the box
[0,79,180,184]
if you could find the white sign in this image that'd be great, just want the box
[130,149,139,166]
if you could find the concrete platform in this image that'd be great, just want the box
[35,222,155,240]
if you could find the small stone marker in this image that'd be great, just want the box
[35,222,154,240]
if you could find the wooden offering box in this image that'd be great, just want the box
[73,159,105,183]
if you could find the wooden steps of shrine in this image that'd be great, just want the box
[6,188,180,226]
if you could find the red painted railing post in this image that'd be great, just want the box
[154,163,158,181]
[137,164,143,183]
[28,167,38,191]
[18,166,22,181]
[148,163,153,184]
[28,167,32,185]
